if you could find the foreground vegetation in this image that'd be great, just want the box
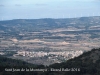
[0,48,100,75]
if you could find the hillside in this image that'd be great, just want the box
[0,55,44,75]
[0,48,100,75]
[0,16,100,32]
[48,48,100,75]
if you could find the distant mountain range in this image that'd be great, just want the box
[0,16,100,31]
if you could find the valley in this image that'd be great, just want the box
[0,16,100,65]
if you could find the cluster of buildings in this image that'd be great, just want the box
[14,50,83,59]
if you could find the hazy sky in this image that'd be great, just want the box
[0,0,100,20]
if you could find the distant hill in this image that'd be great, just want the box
[0,16,100,31]
[0,48,100,75]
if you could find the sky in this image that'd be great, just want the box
[0,0,100,20]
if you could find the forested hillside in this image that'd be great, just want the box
[0,48,100,75]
